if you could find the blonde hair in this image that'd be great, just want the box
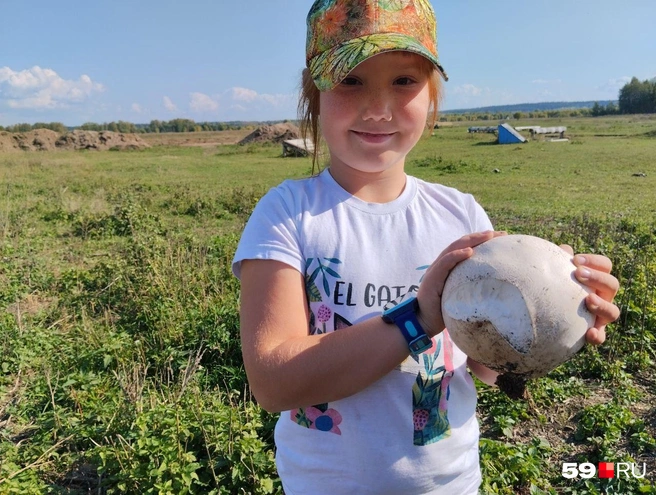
[298,55,443,174]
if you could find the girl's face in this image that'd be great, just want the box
[319,51,431,178]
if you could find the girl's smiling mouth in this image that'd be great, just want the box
[351,130,395,143]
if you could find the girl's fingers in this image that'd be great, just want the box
[560,248,617,347]
[573,253,613,274]
[560,244,574,256]
[428,231,505,288]
[440,230,499,255]
[585,326,606,346]
[575,266,620,302]
[586,292,621,328]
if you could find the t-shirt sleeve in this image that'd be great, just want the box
[231,186,304,279]
[467,195,494,233]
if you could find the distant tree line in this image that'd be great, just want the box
[0,119,245,134]
[141,119,242,133]
[78,119,244,133]
[77,119,243,133]
[79,120,140,133]
[618,77,656,114]
[0,122,68,133]
[587,78,656,116]
[590,101,619,117]
[439,107,598,122]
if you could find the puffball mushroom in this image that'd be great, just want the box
[441,234,594,399]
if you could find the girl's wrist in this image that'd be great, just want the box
[416,308,442,338]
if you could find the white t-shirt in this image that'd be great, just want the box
[233,169,493,495]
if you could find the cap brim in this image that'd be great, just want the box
[308,32,448,91]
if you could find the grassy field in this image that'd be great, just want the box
[1,115,655,494]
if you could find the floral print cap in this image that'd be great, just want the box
[306,0,448,91]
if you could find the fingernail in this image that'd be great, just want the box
[575,255,587,265]
[578,268,591,280]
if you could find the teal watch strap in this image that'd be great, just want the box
[382,296,432,356]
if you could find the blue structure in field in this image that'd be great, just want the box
[498,123,527,144]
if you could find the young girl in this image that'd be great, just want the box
[232,1,620,493]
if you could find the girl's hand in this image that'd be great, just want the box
[561,246,621,345]
[416,230,507,337]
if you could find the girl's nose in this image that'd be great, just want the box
[361,91,393,122]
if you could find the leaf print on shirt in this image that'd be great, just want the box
[412,331,455,446]
[309,309,317,335]
[416,265,430,283]
[305,257,342,298]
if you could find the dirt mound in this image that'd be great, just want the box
[238,123,300,145]
[0,130,150,152]
[0,132,19,153]
[55,130,150,151]
[0,129,61,152]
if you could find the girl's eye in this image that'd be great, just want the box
[340,77,361,86]
[394,77,415,86]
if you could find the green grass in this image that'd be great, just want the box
[1,115,655,494]
[408,116,656,219]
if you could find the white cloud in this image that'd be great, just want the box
[131,103,143,113]
[226,87,296,109]
[0,66,104,110]
[443,85,519,111]
[259,93,295,107]
[163,96,178,112]
[594,77,631,98]
[189,92,219,112]
[532,79,562,85]
[599,76,631,91]
[231,87,258,103]
[451,84,484,97]
[156,87,297,121]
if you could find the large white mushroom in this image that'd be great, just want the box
[441,234,594,398]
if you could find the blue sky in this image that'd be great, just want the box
[1,0,654,126]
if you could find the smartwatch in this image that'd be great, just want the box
[381,296,432,356]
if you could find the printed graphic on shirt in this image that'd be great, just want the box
[305,257,342,301]
[394,277,454,445]
[296,258,453,444]
[292,258,347,434]
[291,305,350,434]
[412,331,454,445]
[291,403,343,435]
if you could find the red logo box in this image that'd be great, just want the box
[598,462,614,479]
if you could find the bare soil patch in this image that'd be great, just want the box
[0,130,150,152]
[140,129,251,147]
